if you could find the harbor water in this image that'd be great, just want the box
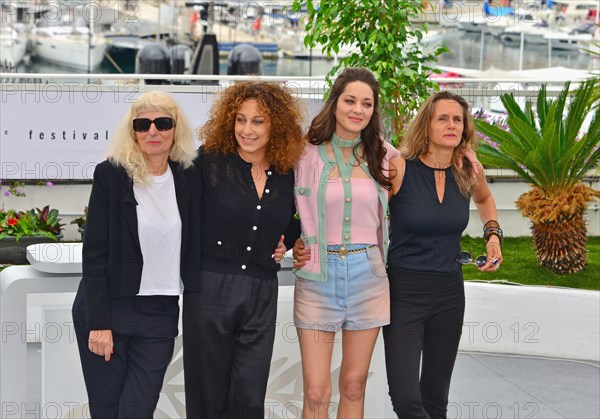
[17,29,599,77]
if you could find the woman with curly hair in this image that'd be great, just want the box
[183,81,305,419]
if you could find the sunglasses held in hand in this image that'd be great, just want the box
[132,117,174,132]
[456,251,499,268]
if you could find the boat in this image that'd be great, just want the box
[0,4,29,68]
[498,20,552,45]
[543,20,598,51]
[30,23,108,71]
[538,1,598,26]
[486,7,539,37]
[277,27,445,59]
[457,0,514,33]
[578,24,600,56]
[277,30,355,59]
[29,5,108,72]
[0,25,27,69]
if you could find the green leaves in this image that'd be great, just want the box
[292,0,444,145]
[0,205,63,241]
[475,78,600,198]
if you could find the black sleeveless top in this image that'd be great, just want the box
[388,159,470,274]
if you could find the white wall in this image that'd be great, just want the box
[1,173,598,241]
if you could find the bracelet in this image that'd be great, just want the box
[483,220,503,245]
[485,230,503,245]
[484,220,499,230]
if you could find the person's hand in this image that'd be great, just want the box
[88,329,114,362]
[479,237,503,272]
[273,235,286,263]
[458,148,480,178]
[292,238,310,269]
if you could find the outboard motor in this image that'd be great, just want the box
[170,44,193,84]
[136,43,171,85]
[227,43,263,75]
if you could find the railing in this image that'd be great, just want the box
[2,71,592,120]
[1,72,598,238]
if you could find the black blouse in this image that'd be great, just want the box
[186,146,299,285]
[388,159,470,274]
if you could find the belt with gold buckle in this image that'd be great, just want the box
[326,245,378,258]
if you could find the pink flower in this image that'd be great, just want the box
[46,181,54,187]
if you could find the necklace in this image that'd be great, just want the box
[332,133,361,149]
[420,156,451,170]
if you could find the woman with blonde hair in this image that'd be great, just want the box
[384,91,503,418]
[183,81,305,419]
[72,91,197,418]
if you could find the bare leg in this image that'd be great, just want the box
[337,328,380,419]
[299,328,336,419]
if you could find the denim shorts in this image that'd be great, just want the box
[294,244,390,332]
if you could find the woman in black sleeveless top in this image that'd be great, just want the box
[385,91,503,418]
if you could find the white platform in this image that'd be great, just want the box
[1,244,598,418]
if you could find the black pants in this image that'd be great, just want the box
[183,271,278,419]
[383,266,465,419]
[72,285,179,419]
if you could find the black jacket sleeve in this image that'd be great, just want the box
[181,150,204,288]
[81,162,113,330]
[283,203,301,250]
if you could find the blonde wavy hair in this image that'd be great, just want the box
[400,91,476,197]
[108,91,197,183]
[201,81,305,173]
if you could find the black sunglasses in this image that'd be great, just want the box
[456,251,499,268]
[132,117,174,132]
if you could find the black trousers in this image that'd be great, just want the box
[183,270,278,419]
[383,266,465,419]
[72,285,179,419]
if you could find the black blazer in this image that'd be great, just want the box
[80,159,197,330]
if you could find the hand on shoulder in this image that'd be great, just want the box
[389,154,406,197]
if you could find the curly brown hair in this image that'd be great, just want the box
[307,67,392,190]
[201,81,305,173]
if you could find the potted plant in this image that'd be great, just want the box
[70,207,87,241]
[475,78,600,274]
[0,205,65,265]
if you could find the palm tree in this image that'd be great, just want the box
[475,78,600,274]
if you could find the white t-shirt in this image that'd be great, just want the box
[133,166,182,295]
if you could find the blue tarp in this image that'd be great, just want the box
[483,2,514,17]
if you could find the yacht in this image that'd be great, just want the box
[499,20,551,45]
[543,20,598,51]
[538,1,598,25]
[0,25,27,69]
[30,13,108,71]
[486,7,539,37]
[0,4,29,68]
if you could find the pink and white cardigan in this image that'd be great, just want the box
[293,141,400,282]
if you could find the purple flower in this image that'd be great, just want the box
[46,181,54,187]
[3,191,10,196]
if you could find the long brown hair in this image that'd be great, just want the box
[201,81,305,173]
[307,67,392,189]
[400,91,476,197]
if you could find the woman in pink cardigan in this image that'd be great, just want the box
[292,67,399,418]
